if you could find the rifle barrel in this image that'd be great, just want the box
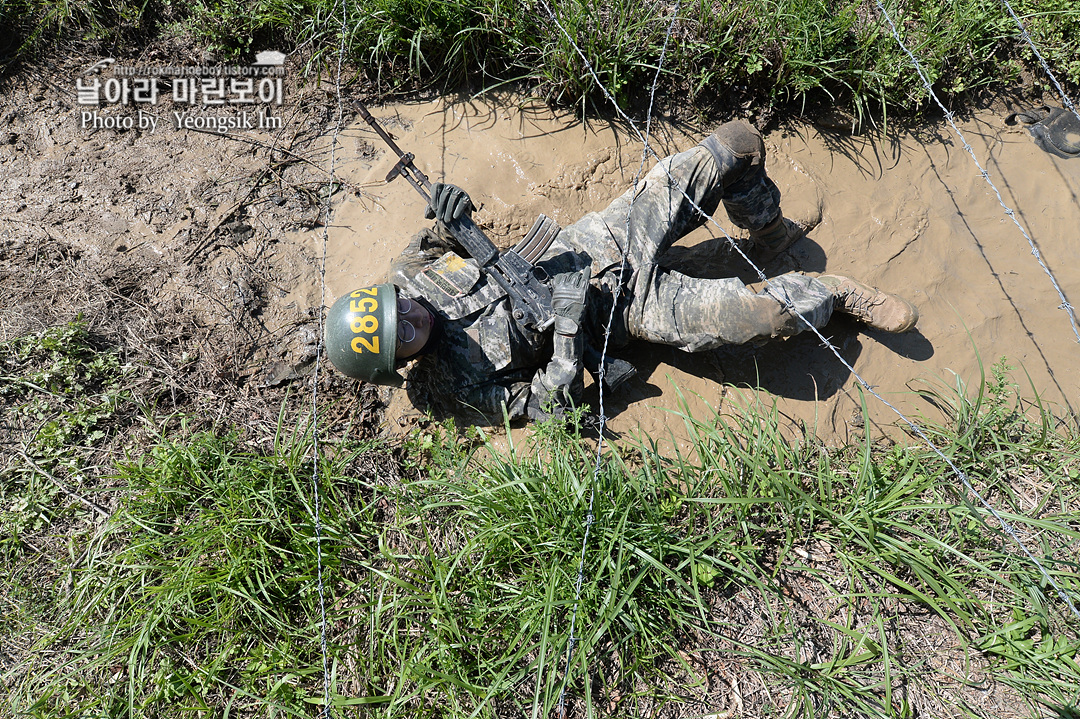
[355,102,431,194]
[355,103,405,157]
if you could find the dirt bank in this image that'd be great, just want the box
[0,56,389,438]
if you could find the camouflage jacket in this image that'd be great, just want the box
[389,227,585,423]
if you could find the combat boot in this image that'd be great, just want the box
[817,275,919,333]
[747,211,821,265]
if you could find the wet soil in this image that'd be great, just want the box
[305,94,1080,448]
[1,55,384,436]
[2,57,1077,449]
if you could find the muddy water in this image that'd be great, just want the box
[298,95,1080,446]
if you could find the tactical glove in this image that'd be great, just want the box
[551,264,591,337]
[425,182,473,224]
[529,344,583,421]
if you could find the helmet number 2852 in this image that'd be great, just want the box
[348,287,382,354]
[351,315,378,334]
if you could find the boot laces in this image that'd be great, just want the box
[837,287,881,319]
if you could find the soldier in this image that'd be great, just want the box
[325,121,918,423]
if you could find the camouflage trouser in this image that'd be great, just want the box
[556,121,834,351]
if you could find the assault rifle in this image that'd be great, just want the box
[355,103,555,332]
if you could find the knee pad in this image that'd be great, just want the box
[699,120,765,188]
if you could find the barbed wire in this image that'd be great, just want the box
[998,0,1080,121]
[874,0,1080,345]
[546,2,682,716]
[536,9,1080,699]
[307,0,348,715]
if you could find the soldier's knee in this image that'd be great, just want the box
[699,120,765,187]
[713,120,764,160]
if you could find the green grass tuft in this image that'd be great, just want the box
[5,0,1080,123]
[3,359,1079,717]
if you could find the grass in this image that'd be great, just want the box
[4,0,1080,124]
[3,332,1080,717]
[17,423,376,716]
[0,321,132,541]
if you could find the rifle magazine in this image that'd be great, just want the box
[513,214,562,264]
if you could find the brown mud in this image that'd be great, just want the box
[1,58,385,438]
[2,60,1077,448]
[299,94,1080,447]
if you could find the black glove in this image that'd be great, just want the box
[551,264,591,337]
[425,182,473,224]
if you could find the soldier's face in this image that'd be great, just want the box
[396,295,434,360]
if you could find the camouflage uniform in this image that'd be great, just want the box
[391,121,835,423]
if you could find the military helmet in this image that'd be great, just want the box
[325,283,404,387]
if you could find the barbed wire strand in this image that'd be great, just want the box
[874,0,1080,344]
[540,0,1080,660]
[998,0,1080,121]
[549,3,682,716]
[309,1,348,716]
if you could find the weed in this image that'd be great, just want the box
[6,0,1079,124]
[4,361,1080,717]
[0,321,130,545]
[6,419,385,715]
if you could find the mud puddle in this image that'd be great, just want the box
[296,95,1080,447]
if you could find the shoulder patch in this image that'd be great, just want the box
[418,251,479,299]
